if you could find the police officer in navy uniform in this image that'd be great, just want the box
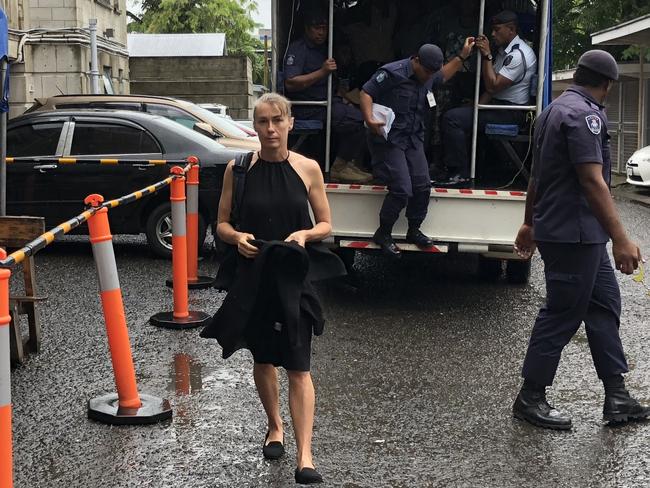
[512,50,649,430]
[360,40,474,256]
[284,8,373,184]
[440,10,537,186]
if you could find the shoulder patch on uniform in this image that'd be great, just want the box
[286,54,295,66]
[375,70,387,83]
[503,55,513,66]
[585,114,602,135]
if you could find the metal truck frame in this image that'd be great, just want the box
[270,0,553,283]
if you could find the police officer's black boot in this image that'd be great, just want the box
[372,223,401,258]
[405,226,434,249]
[512,380,572,430]
[602,375,650,424]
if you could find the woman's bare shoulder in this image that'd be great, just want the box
[289,151,321,174]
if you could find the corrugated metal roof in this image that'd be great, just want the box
[127,33,227,57]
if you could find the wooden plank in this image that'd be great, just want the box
[0,216,46,248]
[22,257,41,354]
[9,307,25,366]
[0,216,47,364]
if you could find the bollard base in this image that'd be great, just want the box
[150,310,211,329]
[88,393,172,425]
[165,275,214,290]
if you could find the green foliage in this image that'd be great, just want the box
[553,0,650,70]
[129,0,265,83]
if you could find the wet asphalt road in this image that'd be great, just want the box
[9,197,650,488]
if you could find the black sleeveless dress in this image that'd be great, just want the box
[204,154,344,371]
[239,156,313,243]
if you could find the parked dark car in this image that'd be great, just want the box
[25,94,261,152]
[6,109,245,257]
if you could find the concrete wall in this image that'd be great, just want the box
[7,0,129,118]
[2,0,29,60]
[25,0,127,43]
[129,56,253,120]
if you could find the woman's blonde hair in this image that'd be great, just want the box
[253,92,293,120]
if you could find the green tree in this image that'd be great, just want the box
[129,0,265,84]
[553,0,650,71]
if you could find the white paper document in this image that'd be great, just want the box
[367,103,395,140]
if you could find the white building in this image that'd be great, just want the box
[553,14,650,174]
[2,0,129,118]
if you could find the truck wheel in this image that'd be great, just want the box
[333,247,356,273]
[145,203,206,258]
[478,256,503,282]
[506,259,531,284]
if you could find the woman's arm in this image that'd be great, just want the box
[285,157,332,246]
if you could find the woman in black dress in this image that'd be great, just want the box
[209,93,336,485]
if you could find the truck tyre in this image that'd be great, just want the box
[145,203,206,258]
[333,247,356,273]
[478,256,503,282]
[506,259,532,284]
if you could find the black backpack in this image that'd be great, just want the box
[211,151,254,287]
[230,151,255,230]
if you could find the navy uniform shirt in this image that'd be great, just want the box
[284,38,328,101]
[362,58,444,149]
[532,85,612,244]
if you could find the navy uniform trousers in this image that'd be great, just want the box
[294,97,365,162]
[522,242,629,386]
[367,135,431,226]
[442,105,525,178]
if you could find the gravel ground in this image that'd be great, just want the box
[8,198,650,488]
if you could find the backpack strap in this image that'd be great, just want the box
[229,151,254,229]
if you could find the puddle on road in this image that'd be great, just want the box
[168,353,204,396]
[167,353,253,397]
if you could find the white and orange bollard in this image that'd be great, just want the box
[0,249,13,487]
[85,194,172,424]
[166,156,212,289]
[151,167,210,329]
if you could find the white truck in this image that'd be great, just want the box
[270,0,553,283]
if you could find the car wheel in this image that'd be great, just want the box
[145,203,207,258]
[506,259,531,284]
[477,255,503,282]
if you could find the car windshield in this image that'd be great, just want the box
[179,101,257,139]
[149,114,226,150]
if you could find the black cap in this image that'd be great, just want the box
[303,9,328,26]
[491,10,518,25]
[577,50,619,81]
[417,44,443,72]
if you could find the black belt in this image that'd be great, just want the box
[491,98,519,106]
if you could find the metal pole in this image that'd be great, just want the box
[324,0,333,173]
[536,0,550,116]
[271,0,277,93]
[0,58,6,216]
[638,47,644,149]
[264,35,269,90]
[470,0,486,180]
[89,19,100,94]
[0,248,13,487]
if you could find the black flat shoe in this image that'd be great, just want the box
[295,467,323,484]
[262,431,284,460]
